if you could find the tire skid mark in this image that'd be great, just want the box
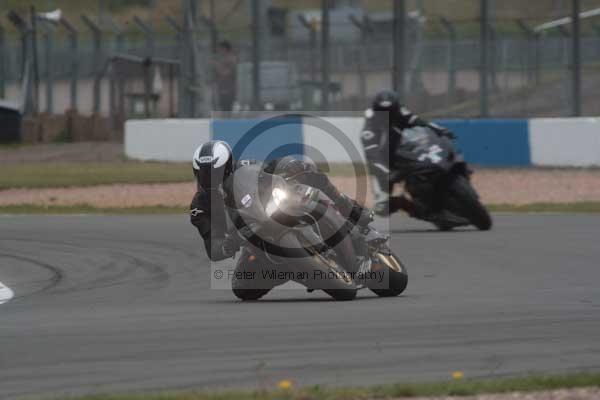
[0,252,64,299]
[119,252,171,290]
[2,238,173,297]
[48,259,138,295]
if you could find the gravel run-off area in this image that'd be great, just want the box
[1,169,600,207]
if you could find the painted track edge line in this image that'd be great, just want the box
[0,281,15,305]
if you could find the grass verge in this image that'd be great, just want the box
[0,162,364,190]
[0,204,185,215]
[55,372,600,400]
[3,202,600,215]
[0,162,192,190]
[488,202,600,213]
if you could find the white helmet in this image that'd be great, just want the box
[192,140,234,189]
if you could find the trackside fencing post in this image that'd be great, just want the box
[81,14,103,114]
[349,14,372,109]
[393,0,406,101]
[0,22,5,98]
[7,10,33,115]
[321,0,330,111]
[133,16,155,58]
[572,0,581,116]
[59,17,79,112]
[252,0,262,110]
[298,14,318,83]
[480,0,490,117]
[439,17,457,106]
[38,19,55,114]
[516,19,537,87]
[165,16,184,117]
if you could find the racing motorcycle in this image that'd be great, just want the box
[223,164,407,301]
[392,126,492,231]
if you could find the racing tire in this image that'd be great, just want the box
[315,255,358,301]
[323,288,358,301]
[232,288,271,301]
[445,175,492,231]
[285,232,358,301]
[310,250,357,301]
[369,249,408,297]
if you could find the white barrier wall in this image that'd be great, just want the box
[302,117,367,163]
[125,117,600,167]
[125,117,368,164]
[530,118,600,167]
[125,119,211,162]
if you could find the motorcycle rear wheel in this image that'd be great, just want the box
[289,228,359,301]
[445,175,492,231]
[311,252,358,301]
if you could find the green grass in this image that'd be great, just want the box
[0,162,193,190]
[48,372,600,400]
[0,204,185,215]
[0,142,27,149]
[489,202,600,213]
[0,162,364,190]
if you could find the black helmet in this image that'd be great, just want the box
[372,89,400,113]
[192,140,235,189]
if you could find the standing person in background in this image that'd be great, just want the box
[212,40,238,114]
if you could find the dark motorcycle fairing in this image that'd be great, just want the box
[390,127,471,215]
[393,126,458,177]
[223,164,357,269]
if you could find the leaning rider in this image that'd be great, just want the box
[189,140,373,262]
[360,89,455,217]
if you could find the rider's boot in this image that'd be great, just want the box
[431,210,470,231]
[395,197,468,230]
[389,195,420,216]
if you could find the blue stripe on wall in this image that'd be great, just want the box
[211,116,304,161]
[210,117,530,166]
[436,119,531,166]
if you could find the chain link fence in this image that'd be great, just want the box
[1,0,599,128]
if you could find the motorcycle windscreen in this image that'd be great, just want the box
[397,127,452,167]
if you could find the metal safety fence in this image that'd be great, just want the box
[1,0,599,125]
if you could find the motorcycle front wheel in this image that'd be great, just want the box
[368,248,408,297]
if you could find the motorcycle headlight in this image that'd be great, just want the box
[265,187,289,217]
[271,187,288,206]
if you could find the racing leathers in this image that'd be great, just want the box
[190,157,371,262]
[360,106,454,216]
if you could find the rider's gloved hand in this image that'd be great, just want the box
[439,128,456,140]
[428,123,455,140]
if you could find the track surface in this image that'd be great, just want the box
[1,214,599,399]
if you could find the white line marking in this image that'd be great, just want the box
[0,281,15,305]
